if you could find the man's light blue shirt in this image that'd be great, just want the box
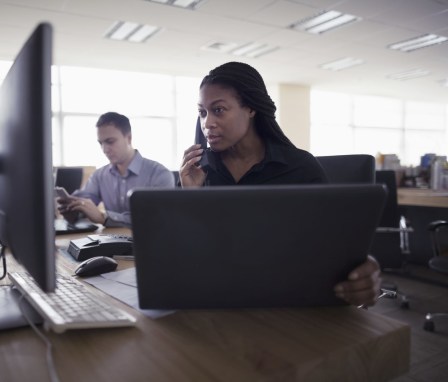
[74,150,174,227]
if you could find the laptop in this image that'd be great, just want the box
[54,218,98,235]
[129,184,386,310]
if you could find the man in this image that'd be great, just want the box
[58,111,174,227]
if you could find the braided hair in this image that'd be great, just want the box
[200,62,295,147]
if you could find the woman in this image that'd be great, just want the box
[180,61,381,307]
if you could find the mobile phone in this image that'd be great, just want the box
[194,117,212,170]
[54,186,70,200]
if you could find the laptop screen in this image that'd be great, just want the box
[130,184,386,309]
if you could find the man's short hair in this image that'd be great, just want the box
[96,112,131,135]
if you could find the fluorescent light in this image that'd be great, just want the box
[388,34,448,52]
[105,21,160,43]
[105,21,140,41]
[244,45,278,58]
[387,69,430,81]
[144,0,205,9]
[201,41,239,53]
[307,14,359,34]
[173,0,197,7]
[232,43,265,56]
[231,42,277,58]
[128,25,160,42]
[319,57,364,71]
[291,10,361,34]
[298,10,341,30]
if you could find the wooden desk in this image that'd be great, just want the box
[0,229,411,382]
[398,188,448,208]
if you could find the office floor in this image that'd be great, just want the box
[369,264,448,382]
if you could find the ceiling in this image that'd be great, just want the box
[1,0,448,103]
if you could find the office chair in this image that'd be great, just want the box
[423,220,448,332]
[316,154,375,184]
[370,170,412,308]
[316,156,408,307]
[55,167,83,194]
[171,171,180,187]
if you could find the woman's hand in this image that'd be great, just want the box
[334,255,382,307]
[180,144,207,187]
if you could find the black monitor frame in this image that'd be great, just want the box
[0,23,56,292]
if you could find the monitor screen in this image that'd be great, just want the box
[55,167,83,194]
[0,23,56,292]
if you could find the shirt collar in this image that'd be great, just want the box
[262,139,289,166]
[109,150,142,177]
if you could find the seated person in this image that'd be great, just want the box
[58,111,174,227]
[179,61,381,307]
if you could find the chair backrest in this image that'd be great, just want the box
[429,221,448,258]
[428,221,448,274]
[55,167,83,194]
[171,171,180,187]
[316,154,375,184]
[375,170,400,228]
[315,155,403,268]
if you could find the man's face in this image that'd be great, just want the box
[97,123,132,165]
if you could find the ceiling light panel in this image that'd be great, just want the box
[106,21,140,40]
[319,57,364,71]
[291,10,361,34]
[387,69,431,81]
[144,0,205,10]
[105,21,160,42]
[201,41,239,53]
[388,34,448,52]
[128,25,160,42]
[231,42,278,58]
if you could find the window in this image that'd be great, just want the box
[311,90,448,166]
[3,60,447,170]
[353,95,402,128]
[49,66,200,170]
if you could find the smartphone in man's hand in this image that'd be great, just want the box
[54,186,71,200]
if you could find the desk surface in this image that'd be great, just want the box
[398,188,448,208]
[0,228,410,382]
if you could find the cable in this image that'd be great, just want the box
[16,290,61,382]
[0,244,7,280]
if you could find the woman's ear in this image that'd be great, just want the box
[249,109,256,118]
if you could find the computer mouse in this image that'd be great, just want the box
[74,256,118,278]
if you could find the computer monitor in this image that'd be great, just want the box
[55,167,83,194]
[0,23,56,292]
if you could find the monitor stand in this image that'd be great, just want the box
[0,286,43,330]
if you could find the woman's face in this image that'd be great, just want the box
[198,83,255,152]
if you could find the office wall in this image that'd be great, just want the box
[276,84,311,151]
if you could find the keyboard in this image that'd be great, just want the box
[8,271,137,333]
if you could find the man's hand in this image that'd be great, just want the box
[57,196,106,225]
